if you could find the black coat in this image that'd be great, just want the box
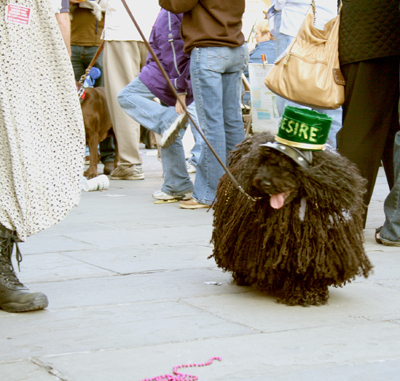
[339,0,400,66]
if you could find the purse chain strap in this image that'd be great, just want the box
[311,0,316,24]
[311,0,342,25]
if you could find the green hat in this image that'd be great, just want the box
[275,106,332,150]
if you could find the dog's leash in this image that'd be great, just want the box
[78,41,104,84]
[121,0,259,203]
[76,41,105,103]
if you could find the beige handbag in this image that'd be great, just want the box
[264,1,345,110]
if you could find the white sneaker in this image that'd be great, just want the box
[186,162,196,173]
[160,113,188,148]
[152,190,192,201]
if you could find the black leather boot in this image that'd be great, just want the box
[0,225,48,312]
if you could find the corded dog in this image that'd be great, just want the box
[211,107,373,306]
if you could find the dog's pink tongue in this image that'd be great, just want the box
[270,193,288,209]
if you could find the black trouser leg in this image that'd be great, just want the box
[338,57,400,224]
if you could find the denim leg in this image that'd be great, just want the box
[71,45,86,81]
[161,132,193,196]
[315,107,343,149]
[381,131,400,242]
[71,46,104,87]
[282,99,343,149]
[222,70,246,159]
[93,50,104,87]
[381,65,400,242]
[275,11,294,116]
[186,102,202,166]
[191,50,225,205]
[191,45,248,205]
[118,77,179,134]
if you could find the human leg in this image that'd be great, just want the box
[118,78,192,196]
[118,77,181,136]
[78,46,105,86]
[380,131,400,244]
[71,45,86,81]
[0,0,84,312]
[89,48,104,87]
[99,136,115,175]
[274,10,294,116]
[187,45,248,206]
[189,47,227,205]
[221,45,248,159]
[337,57,400,218]
[159,133,193,197]
[103,41,147,175]
[186,102,202,167]
[0,225,48,312]
[314,107,342,149]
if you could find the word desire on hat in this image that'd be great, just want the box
[275,106,332,151]
[5,4,31,26]
[279,116,320,143]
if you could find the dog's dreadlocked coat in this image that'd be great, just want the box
[211,132,373,306]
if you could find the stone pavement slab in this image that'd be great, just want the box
[27,322,400,380]
[1,151,400,381]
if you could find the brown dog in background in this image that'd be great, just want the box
[78,84,118,179]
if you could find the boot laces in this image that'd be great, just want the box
[0,232,24,288]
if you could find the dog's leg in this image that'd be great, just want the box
[112,132,118,171]
[279,282,329,307]
[232,271,252,286]
[85,134,99,179]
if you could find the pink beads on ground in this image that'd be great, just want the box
[141,357,222,381]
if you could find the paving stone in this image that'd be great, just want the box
[3,268,246,311]
[0,300,254,363]
[181,282,400,331]
[32,322,400,381]
[62,244,214,275]
[0,360,59,381]
[10,252,115,284]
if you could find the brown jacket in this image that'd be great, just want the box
[70,6,104,47]
[159,0,245,54]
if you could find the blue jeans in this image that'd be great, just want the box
[381,131,400,242]
[275,10,293,117]
[71,45,104,87]
[190,45,249,205]
[118,77,182,135]
[274,10,342,148]
[118,77,193,196]
[188,110,202,167]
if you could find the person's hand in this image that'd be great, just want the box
[175,94,186,114]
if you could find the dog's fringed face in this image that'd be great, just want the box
[253,148,302,209]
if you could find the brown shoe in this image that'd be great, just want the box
[179,198,210,209]
[103,162,115,175]
[110,165,145,180]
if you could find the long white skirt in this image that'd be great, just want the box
[0,0,85,240]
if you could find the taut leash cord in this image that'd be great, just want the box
[121,0,258,202]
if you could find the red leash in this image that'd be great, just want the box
[141,357,222,381]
